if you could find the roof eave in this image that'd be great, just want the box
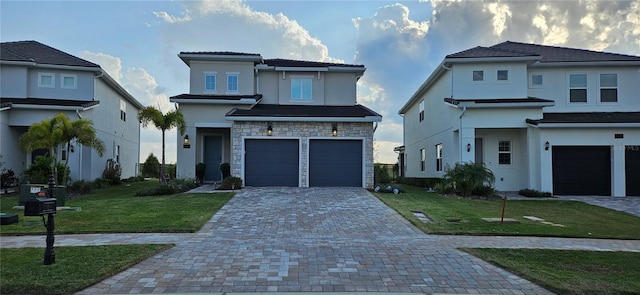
[225,116,382,122]
[530,61,640,67]
[0,60,100,72]
[450,102,555,109]
[169,98,258,105]
[178,53,263,66]
[97,70,144,109]
[528,122,640,128]
[443,56,542,64]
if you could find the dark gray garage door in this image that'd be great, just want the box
[626,146,640,196]
[552,146,611,196]
[309,139,362,187]
[245,139,298,186]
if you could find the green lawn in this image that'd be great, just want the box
[0,180,234,235]
[375,185,640,239]
[1,244,172,295]
[463,248,640,295]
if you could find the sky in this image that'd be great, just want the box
[2,0,640,164]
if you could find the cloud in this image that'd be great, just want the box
[80,51,122,82]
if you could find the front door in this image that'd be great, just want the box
[204,136,222,182]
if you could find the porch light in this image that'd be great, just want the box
[183,135,190,148]
[544,141,550,151]
[466,143,471,152]
[69,144,74,153]
[267,123,273,136]
[332,124,338,136]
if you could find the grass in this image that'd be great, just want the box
[1,244,173,295]
[0,180,234,235]
[462,248,640,295]
[374,185,640,239]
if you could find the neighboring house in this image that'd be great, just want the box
[0,41,144,182]
[171,52,381,188]
[398,41,640,196]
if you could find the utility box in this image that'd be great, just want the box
[24,198,57,216]
[19,184,66,206]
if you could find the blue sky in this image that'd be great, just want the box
[2,0,639,164]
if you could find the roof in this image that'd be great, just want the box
[446,41,640,63]
[226,104,381,122]
[0,40,99,67]
[170,94,262,101]
[0,97,100,109]
[263,58,364,69]
[526,112,640,125]
[179,51,261,57]
[444,97,555,108]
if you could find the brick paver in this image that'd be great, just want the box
[72,187,556,294]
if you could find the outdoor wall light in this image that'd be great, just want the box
[267,123,273,136]
[544,141,550,151]
[69,144,74,153]
[183,135,190,148]
[466,143,471,152]
[332,124,338,136]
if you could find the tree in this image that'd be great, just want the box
[137,106,185,184]
[61,116,105,185]
[142,153,160,178]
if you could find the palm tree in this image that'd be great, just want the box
[60,117,106,185]
[137,106,186,184]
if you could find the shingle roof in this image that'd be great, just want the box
[0,40,99,67]
[226,104,381,118]
[178,51,261,57]
[263,58,364,68]
[526,112,640,125]
[0,97,100,108]
[170,94,262,101]
[446,41,640,63]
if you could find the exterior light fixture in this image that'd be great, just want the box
[466,143,471,152]
[332,124,338,136]
[544,141,550,151]
[183,135,190,148]
[267,123,273,136]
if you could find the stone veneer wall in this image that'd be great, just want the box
[231,121,375,188]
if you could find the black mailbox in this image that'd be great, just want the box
[24,198,57,216]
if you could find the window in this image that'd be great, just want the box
[569,74,588,102]
[600,73,617,103]
[498,140,511,165]
[291,77,312,100]
[420,148,426,171]
[227,73,238,93]
[204,72,216,92]
[497,70,509,81]
[530,74,543,87]
[120,100,126,122]
[472,70,484,81]
[61,74,77,89]
[38,73,55,88]
[436,144,443,172]
[419,100,425,122]
[115,145,120,163]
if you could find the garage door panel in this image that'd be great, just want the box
[626,146,640,196]
[309,140,362,187]
[245,139,299,187]
[552,146,611,196]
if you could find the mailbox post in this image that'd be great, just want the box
[24,174,57,265]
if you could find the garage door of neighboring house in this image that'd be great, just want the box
[309,139,362,187]
[552,146,611,196]
[626,146,640,196]
[245,139,299,186]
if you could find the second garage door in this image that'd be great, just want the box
[552,146,611,196]
[245,139,299,186]
[309,139,363,187]
[626,146,640,196]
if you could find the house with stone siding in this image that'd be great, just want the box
[171,52,381,188]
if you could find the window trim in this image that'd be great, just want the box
[472,70,485,83]
[420,148,426,172]
[226,72,239,94]
[204,71,217,93]
[498,140,512,166]
[418,100,425,122]
[291,76,313,100]
[120,99,126,122]
[38,72,55,88]
[496,69,509,82]
[568,73,588,104]
[598,73,618,104]
[529,73,544,88]
[435,144,443,172]
[60,74,77,89]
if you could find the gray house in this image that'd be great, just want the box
[0,41,144,181]
[171,52,381,187]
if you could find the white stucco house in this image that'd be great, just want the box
[398,41,640,196]
[171,52,381,188]
[0,41,144,182]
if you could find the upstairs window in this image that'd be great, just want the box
[472,70,484,81]
[115,145,120,163]
[38,73,55,88]
[599,73,617,103]
[120,99,126,122]
[497,70,509,81]
[61,74,77,89]
[530,74,543,87]
[204,72,216,92]
[291,77,312,100]
[435,144,443,172]
[419,100,425,122]
[569,74,588,103]
[420,148,426,171]
[227,73,238,93]
[498,140,512,165]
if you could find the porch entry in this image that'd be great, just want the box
[204,136,222,182]
[474,138,483,164]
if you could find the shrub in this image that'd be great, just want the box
[91,178,110,189]
[122,175,145,183]
[433,181,454,194]
[22,156,70,185]
[439,162,495,197]
[141,153,160,178]
[102,159,122,185]
[135,178,198,196]
[1,169,17,189]
[519,188,553,198]
[374,163,391,184]
[472,185,495,197]
[217,176,242,190]
[220,163,231,179]
[69,180,93,194]
[195,163,206,184]
[397,177,443,188]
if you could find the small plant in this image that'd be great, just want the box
[141,153,160,178]
[22,156,69,184]
[135,178,198,196]
[69,180,94,194]
[438,162,495,197]
[220,163,231,179]
[1,169,17,190]
[519,188,553,198]
[102,159,122,185]
[217,176,242,190]
[374,163,391,184]
[195,163,206,184]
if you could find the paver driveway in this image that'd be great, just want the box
[78,187,552,294]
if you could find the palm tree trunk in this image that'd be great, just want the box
[161,130,166,185]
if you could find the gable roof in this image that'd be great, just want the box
[1,40,99,68]
[263,58,364,69]
[226,104,381,122]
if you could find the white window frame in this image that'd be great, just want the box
[60,74,77,89]
[472,70,485,83]
[435,144,443,172]
[204,71,217,93]
[419,100,425,122]
[496,69,509,82]
[226,72,239,94]
[38,72,55,88]
[498,140,512,166]
[120,99,126,122]
[529,73,544,88]
[598,73,618,104]
[291,76,313,100]
[420,148,426,172]
[115,145,120,163]
[568,73,588,103]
